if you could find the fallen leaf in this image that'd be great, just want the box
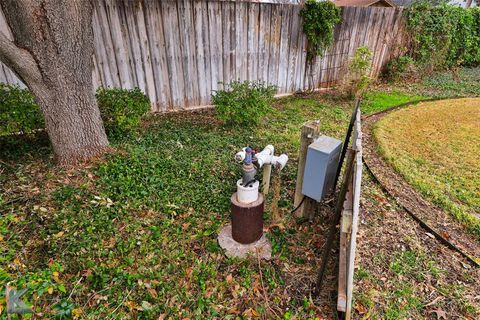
[148,288,158,298]
[355,302,368,315]
[52,271,60,282]
[125,300,137,311]
[72,307,83,319]
[428,308,447,319]
[424,296,444,307]
[227,307,240,314]
[243,308,257,317]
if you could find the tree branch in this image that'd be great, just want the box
[0,29,41,85]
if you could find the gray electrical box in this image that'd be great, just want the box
[302,135,342,202]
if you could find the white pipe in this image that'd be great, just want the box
[271,154,288,170]
[235,147,247,162]
[235,145,288,170]
[255,145,288,170]
[236,179,259,204]
[254,145,274,168]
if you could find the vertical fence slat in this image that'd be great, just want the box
[123,1,144,93]
[278,5,292,93]
[258,3,272,84]
[193,0,208,106]
[135,1,157,109]
[162,1,186,110]
[96,1,121,88]
[287,5,300,92]
[268,4,282,87]
[201,0,212,105]
[105,0,132,89]
[145,0,172,111]
[208,1,223,94]
[179,0,200,106]
[371,9,389,77]
[221,2,231,85]
[236,2,248,82]
[247,2,260,82]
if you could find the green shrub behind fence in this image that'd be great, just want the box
[96,87,150,139]
[0,85,150,139]
[406,4,480,72]
[212,80,276,126]
[0,84,44,136]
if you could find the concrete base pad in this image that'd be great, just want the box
[217,225,272,260]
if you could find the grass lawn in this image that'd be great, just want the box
[1,67,479,319]
[361,91,426,114]
[373,98,480,238]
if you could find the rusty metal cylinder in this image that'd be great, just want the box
[231,192,264,244]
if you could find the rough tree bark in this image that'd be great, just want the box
[0,0,108,165]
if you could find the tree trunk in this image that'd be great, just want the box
[0,0,108,165]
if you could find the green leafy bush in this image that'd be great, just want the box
[342,46,373,98]
[384,56,417,82]
[0,84,43,136]
[1,85,150,138]
[211,80,276,126]
[96,87,150,138]
[406,3,480,73]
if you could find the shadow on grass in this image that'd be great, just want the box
[0,131,51,165]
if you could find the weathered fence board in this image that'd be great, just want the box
[0,1,405,111]
[337,107,363,319]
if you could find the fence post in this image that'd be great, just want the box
[293,120,320,219]
[262,164,272,195]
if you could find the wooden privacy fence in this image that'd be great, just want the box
[0,0,405,112]
[337,107,363,320]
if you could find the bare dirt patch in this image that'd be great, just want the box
[355,174,480,319]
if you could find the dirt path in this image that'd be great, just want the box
[355,174,480,319]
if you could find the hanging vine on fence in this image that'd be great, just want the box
[300,0,341,89]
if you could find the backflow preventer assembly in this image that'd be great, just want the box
[230,145,288,244]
